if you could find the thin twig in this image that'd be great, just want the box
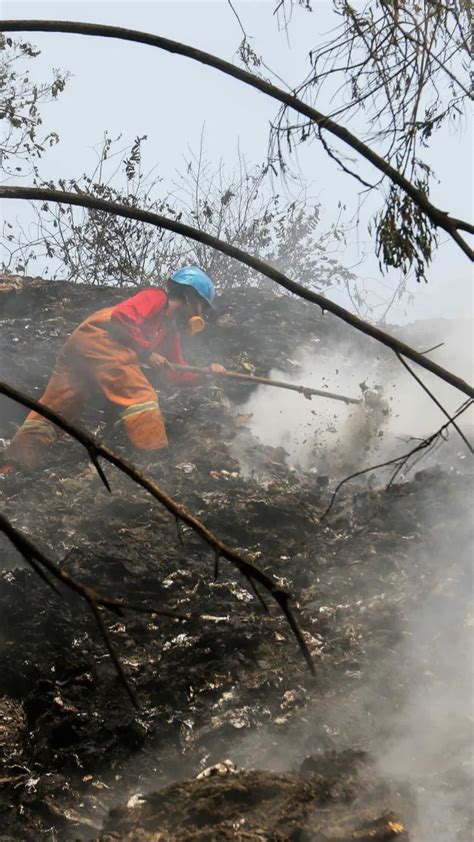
[396,352,473,454]
[226,0,247,39]
[419,342,445,355]
[89,601,138,708]
[175,516,184,547]
[317,126,376,190]
[319,399,473,521]
[246,577,270,612]
[26,555,61,594]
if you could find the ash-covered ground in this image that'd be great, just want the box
[0,277,472,841]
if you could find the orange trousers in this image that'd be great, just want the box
[7,308,168,469]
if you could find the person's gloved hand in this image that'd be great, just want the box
[208,363,226,373]
[149,352,173,371]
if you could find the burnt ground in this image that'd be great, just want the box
[0,277,473,841]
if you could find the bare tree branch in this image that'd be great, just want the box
[0,379,315,675]
[1,184,472,399]
[1,20,472,258]
[0,512,191,707]
[267,1,472,278]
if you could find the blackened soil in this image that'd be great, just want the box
[0,277,472,841]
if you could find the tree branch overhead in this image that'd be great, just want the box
[1,184,473,399]
[1,19,472,271]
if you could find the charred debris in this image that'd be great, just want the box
[1,277,472,841]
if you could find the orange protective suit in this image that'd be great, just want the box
[6,289,200,469]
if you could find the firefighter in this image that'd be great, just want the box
[2,266,225,472]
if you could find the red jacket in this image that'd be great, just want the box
[110,289,200,385]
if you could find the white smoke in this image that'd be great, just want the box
[375,510,474,842]
[232,342,386,474]
[232,318,474,479]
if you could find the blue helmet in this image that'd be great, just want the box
[170,266,216,308]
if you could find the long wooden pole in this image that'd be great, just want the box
[168,364,362,405]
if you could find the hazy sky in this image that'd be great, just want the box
[2,0,473,323]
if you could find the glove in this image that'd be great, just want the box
[149,353,174,371]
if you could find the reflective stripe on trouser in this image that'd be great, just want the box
[22,419,58,442]
[119,401,168,451]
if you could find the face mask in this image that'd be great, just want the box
[187,315,206,335]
